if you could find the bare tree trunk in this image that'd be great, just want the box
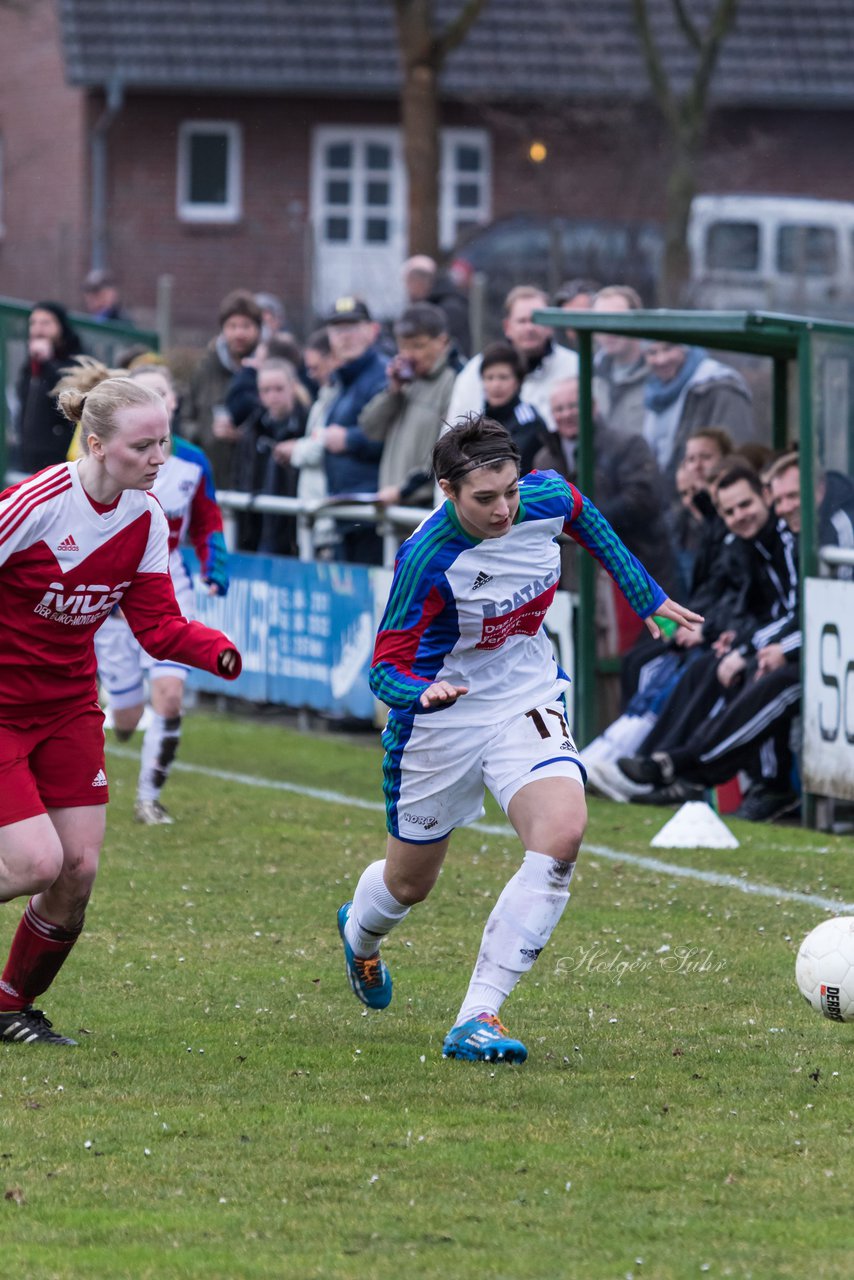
[393,0,490,258]
[400,59,441,259]
[663,133,701,305]
[633,0,740,305]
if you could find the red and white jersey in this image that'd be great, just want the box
[153,436,228,599]
[0,462,239,718]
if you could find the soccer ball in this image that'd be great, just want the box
[795,917,854,1022]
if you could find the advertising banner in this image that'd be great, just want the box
[185,552,375,719]
[803,577,854,801]
[184,553,575,728]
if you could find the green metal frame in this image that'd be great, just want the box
[1,296,158,485]
[533,307,854,818]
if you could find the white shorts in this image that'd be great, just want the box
[95,610,189,711]
[382,697,586,843]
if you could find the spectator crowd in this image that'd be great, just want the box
[7,258,854,825]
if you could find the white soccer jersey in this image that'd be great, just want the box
[152,436,228,599]
[0,463,235,717]
[371,470,666,728]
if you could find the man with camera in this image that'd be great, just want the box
[359,303,457,518]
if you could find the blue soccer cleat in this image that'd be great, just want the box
[337,902,393,1010]
[442,1013,528,1063]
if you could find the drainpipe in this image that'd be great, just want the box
[90,77,124,271]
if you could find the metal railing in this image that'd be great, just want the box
[818,545,854,572]
[8,456,852,581]
[214,489,432,567]
[2,464,430,565]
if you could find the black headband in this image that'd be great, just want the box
[445,453,519,484]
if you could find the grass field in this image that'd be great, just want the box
[3,707,853,1280]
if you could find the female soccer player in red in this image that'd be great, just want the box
[91,360,231,825]
[338,415,701,1063]
[0,369,241,1045]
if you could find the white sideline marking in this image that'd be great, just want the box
[108,748,854,914]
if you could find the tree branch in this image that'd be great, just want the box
[633,0,740,302]
[686,0,740,130]
[433,0,492,65]
[631,0,678,128]
[671,0,702,52]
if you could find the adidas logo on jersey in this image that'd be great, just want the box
[471,570,493,591]
[57,533,79,552]
[91,769,108,788]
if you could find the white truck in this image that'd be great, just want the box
[688,193,854,317]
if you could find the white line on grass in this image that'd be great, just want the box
[109,748,854,915]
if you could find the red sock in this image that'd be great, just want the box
[0,900,83,1011]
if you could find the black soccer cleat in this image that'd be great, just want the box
[640,780,706,806]
[617,751,675,787]
[0,1006,78,1046]
[734,784,800,823]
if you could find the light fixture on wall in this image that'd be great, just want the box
[528,141,548,164]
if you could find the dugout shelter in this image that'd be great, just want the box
[533,306,854,829]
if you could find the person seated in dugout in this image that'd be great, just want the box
[664,426,735,613]
[583,455,803,819]
[611,463,802,823]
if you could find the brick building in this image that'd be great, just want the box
[1,0,854,339]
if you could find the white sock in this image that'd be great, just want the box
[345,860,410,958]
[138,713,182,803]
[456,850,575,1025]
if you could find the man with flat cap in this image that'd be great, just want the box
[319,296,388,564]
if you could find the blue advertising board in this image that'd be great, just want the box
[182,552,575,727]
[184,552,376,719]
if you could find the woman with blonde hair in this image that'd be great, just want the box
[0,360,240,1045]
[93,358,230,824]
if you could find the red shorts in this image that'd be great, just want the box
[0,703,109,826]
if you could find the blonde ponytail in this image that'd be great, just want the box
[53,356,163,453]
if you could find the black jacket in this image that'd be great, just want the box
[232,405,305,555]
[488,394,549,475]
[16,355,81,474]
[718,514,799,653]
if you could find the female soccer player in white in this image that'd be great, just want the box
[338,415,701,1063]
[0,370,241,1045]
[91,361,230,824]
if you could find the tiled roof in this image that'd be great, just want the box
[59,0,854,107]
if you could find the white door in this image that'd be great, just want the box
[310,127,407,321]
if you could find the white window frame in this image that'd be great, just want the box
[439,128,492,251]
[311,125,491,254]
[311,126,403,251]
[177,121,242,224]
